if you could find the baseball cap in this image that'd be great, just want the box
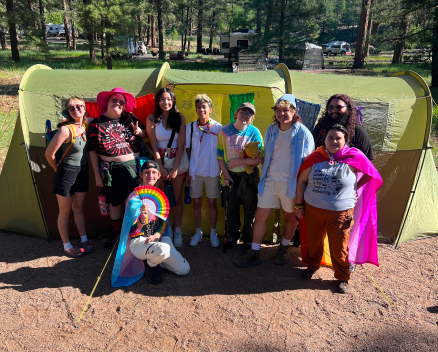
[238,102,256,115]
[277,94,297,108]
[140,160,160,172]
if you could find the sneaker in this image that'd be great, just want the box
[79,241,94,254]
[301,268,316,280]
[145,264,163,285]
[64,246,85,258]
[174,231,183,247]
[274,244,289,265]
[337,281,349,294]
[167,228,174,242]
[234,249,262,268]
[190,232,203,247]
[104,233,119,249]
[210,233,220,248]
[224,236,237,249]
[349,263,356,273]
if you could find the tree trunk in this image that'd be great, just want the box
[209,11,215,49]
[0,29,6,49]
[188,12,193,52]
[157,2,164,59]
[68,0,76,50]
[106,32,112,69]
[264,0,276,56]
[87,32,95,59]
[147,16,151,46]
[197,0,203,53]
[6,0,20,62]
[138,15,143,41]
[101,30,104,60]
[371,21,379,35]
[28,0,38,29]
[279,7,285,62]
[391,15,410,64]
[151,16,156,47]
[62,0,71,48]
[256,0,262,33]
[364,0,376,58]
[431,7,438,87]
[354,0,371,66]
[39,0,47,44]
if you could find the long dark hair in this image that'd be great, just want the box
[152,88,182,133]
[314,94,357,145]
[57,97,88,129]
[271,100,302,127]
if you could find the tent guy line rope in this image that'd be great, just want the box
[76,235,120,326]
[323,248,394,307]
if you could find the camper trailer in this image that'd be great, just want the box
[220,29,255,60]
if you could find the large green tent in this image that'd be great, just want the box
[0,63,436,246]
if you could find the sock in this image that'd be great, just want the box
[111,218,122,235]
[195,228,202,235]
[80,235,88,243]
[175,227,182,234]
[282,238,291,246]
[210,228,216,236]
[63,242,73,251]
[251,243,261,251]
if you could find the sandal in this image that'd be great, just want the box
[64,246,85,258]
[79,241,94,254]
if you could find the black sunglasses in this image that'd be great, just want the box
[110,97,126,106]
[68,104,84,112]
[327,105,348,112]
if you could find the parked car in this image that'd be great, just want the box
[78,31,87,39]
[136,41,147,55]
[322,42,351,56]
[58,28,72,37]
[46,24,62,37]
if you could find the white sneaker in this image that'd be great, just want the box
[174,231,183,247]
[210,233,220,248]
[190,232,203,247]
[167,228,174,242]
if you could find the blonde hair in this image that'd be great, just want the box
[195,94,212,108]
[271,100,301,126]
[58,97,88,128]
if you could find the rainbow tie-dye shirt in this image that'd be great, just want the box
[217,123,264,173]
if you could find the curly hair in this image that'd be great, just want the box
[57,97,88,129]
[152,87,182,133]
[271,100,302,127]
[314,94,357,145]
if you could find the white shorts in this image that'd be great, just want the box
[190,175,220,199]
[258,178,295,213]
[129,235,190,275]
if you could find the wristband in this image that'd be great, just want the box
[295,204,305,210]
[139,217,146,225]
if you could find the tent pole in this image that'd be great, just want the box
[394,148,428,248]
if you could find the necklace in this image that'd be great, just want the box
[197,118,217,143]
[326,148,336,165]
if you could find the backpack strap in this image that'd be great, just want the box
[56,124,76,167]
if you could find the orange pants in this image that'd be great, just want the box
[304,202,354,281]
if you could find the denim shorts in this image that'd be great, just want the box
[53,163,89,197]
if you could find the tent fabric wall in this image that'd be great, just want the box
[0,64,437,246]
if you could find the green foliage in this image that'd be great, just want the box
[170,28,179,42]
[46,13,63,25]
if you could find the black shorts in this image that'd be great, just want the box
[103,162,137,206]
[53,163,89,197]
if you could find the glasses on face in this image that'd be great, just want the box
[239,110,254,118]
[327,105,347,112]
[68,104,84,112]
[110,98,126,106]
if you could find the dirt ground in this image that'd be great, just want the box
[0,230,437,351]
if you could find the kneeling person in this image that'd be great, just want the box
[129,160,190,284]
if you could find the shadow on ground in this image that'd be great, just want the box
[0,230,338,297]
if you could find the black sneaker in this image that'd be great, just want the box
[274,244,290,265]
[337,281,348,294]
[234,249,262,268]
[301,268,316,280]
[224,236,238,249]
[104,233,119,249]
[146,264,163,285]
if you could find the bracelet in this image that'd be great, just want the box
[295,204,305,210]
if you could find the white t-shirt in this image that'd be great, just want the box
[156,121,178,149]
[192,123,213,177]
[266,126,293,182]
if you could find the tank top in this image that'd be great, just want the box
[155,121,178,149]
[60,128,88,167]
[304,160,356,211]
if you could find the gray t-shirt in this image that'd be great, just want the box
[304,161,356,211]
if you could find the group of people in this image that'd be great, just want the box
[45,87,381,292]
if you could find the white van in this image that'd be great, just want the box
[46,24,63,37]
